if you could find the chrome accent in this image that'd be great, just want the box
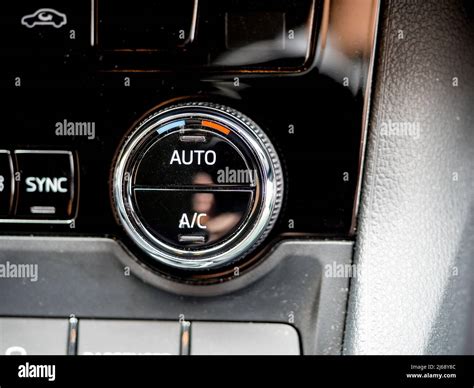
[30,206,56,215]
[313,0,381,234]
[179,134,207,143]
[113,102,283,270]
[0,218,74,225]
[179,320,191,355]
[178,235,206,243]
[67,314,79,356]
[188,0,199,44]
[90,0,95,47]
[350,0,381,234]
[305,0,317,66]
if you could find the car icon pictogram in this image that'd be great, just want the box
[21,8,67,29]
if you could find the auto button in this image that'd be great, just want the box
[134,129,254,188]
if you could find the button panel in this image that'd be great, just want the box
[0,317,300,355]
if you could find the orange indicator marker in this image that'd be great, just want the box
[201,120,231,135]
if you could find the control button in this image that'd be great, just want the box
[190,322,300,355]
[77,320,180,355]
[0,151,14,217]
[134,129,253,187]
[0,2,91,52]
[98,0,197,50]
[15,151,75,219]
[0,318,68,355]
[134,189,252,248]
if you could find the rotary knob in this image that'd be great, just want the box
[113,102,283,271]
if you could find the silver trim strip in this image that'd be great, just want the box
[30,206,56,215]
[67,314,79,356]
[188,0,199,44]
[304,0,317,65]
[350,0,381,234]
[179,135,207,143]
[178,235,206,243]
[90,0,95,47]
[179,320,191,355]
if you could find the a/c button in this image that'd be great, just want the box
[15,150,75,219]
[134,189,252,248]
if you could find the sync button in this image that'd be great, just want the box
[15,150,75,220]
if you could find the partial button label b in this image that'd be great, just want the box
[0,151,14,216]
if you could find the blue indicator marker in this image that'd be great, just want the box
[157,120,186,134]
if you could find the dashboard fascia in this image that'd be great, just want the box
[0,0,380,284]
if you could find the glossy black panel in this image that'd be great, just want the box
[202,0,314,68]
[98,0,196,50]
[97,0,317,71]
[0,74,357,234]
[0,0,380,277]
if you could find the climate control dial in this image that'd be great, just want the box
[113,102,283,271]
